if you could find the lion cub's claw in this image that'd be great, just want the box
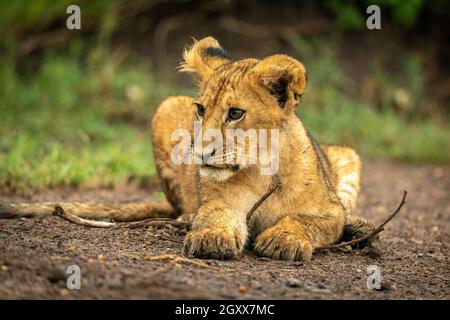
[254,228,313,261]
[183,228,243,260]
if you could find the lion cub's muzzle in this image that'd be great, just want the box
[198,164,239,182]
[195,148,241,181]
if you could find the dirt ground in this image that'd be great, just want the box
[0,160,448,299]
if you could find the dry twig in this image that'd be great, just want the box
[125,219,191,230]
[52,205,190,230]
[154,235,184,244]
[52,189,407,253]
[52,177,280,230]
[247,177,281,223]
[145,254,216,269]
[52,205,116,228]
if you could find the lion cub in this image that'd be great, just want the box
[152,37,365,261]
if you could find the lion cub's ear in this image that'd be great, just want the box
[251,54,306,112]
[179,37,231,82]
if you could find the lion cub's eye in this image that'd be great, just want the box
[227,107,245,121]
[195,103,205,118]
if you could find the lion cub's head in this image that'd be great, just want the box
[180,37,307,182]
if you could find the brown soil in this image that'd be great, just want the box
[0,160,449,299]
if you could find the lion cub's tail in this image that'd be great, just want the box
[0,200,176,222]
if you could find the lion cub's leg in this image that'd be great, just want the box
[152,96,199,221]
[321,145,362,214]
[183,199,248,259]
[254,204,345,261]
[253,146,364,261]
[340,214,378,247]
[321,145,378,245]
[254,217,314,261]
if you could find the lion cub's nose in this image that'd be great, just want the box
[195,148,217,165]
[203,148,217,165]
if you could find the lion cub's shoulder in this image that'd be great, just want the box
[151,96,196,141]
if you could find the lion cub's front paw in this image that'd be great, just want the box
[183,228,244,260]
[254,226,313,261]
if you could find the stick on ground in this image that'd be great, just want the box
[52,204,190,230]
[145,254,217,269]
[51,177,281,230]
[52,204,117,228]
[52,189,407,253]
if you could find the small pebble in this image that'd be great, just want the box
[286,277,302,288]
[238,284,249,293]
[59,288,70,297]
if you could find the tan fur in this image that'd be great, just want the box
[179,37,230,80]
[0,201,174,221]
[152,37,365,260]
[0,37,368,261]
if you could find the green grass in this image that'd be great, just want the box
[0,52,190,193]
[0,44,448,193]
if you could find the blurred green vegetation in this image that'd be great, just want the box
[1,41,448,193]
[0,1,448,193]
[2,0,448,36]
[325,0,450,29]
[290,36,450,163]
[0,49,191,192]
[0,1,111,33]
